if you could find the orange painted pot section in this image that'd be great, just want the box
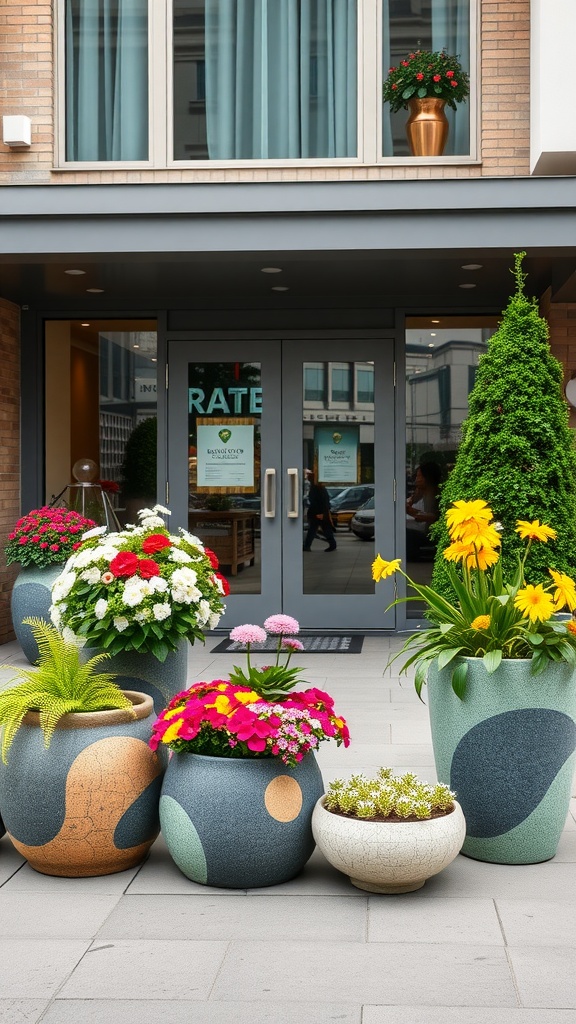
[0,692,164,876]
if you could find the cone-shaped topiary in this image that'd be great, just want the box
[430,252,576,601]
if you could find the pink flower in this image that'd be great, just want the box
[282,638,304,652]
[229,624,267,645]
[264,614,299,635]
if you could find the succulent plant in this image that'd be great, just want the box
[324,768,455,821]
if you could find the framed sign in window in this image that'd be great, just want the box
[196,417,256,493]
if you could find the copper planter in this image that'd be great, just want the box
[406,97,449,157]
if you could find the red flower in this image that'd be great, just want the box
[204,547,219,570]
[216,572,230,596]
[391,83,398,90]
[401,60,409,67]
[138,558,160,579]
[446,70,454,78]
[433,74,441,82]
[110,551,139,577]
[450,79,458,87]
[416,73,424,81]
[388,66,396,73]
[142,534,172,555]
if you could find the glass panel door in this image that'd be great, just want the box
[168,338,396,629]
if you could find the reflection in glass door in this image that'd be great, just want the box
[168,339,396,630]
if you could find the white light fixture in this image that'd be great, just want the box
[65,269,86,276]
[2,115,31,147]
[565,376,576,407]
[430,332,436,337]
[81,322,90,327]
[459,283,476,289]
[86,287,104,294]
[461,263,483,271]
[428,343,435,348]
[261,267,282,274]
[431,319,440,324]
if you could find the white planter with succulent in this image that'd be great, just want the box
[312,768,465,893]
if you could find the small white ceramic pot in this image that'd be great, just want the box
[312,796,466,893]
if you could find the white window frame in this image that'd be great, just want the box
[54,0,479,170]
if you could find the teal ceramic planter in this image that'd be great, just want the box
[160,751,324,888]
[0,692,164,877]
[10,564,64,664]
[82,638,189,714]
[427,658,576,864]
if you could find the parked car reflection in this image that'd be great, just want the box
[330,485,375,528]
[350,496,375,540]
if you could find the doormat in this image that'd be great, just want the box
[211,635,364,654]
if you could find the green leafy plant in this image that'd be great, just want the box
[120,416,157,500]
[431,252,576,603]
[0,619,135,763]
[383,49,470,113]
[374,500,576,699]
[324,768,455,821]
[226,615,307,700]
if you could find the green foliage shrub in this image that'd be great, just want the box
[121,416,157,500]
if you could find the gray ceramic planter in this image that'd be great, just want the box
[82,638,189,713]
[10,564,64,664]
[427,658,576,864]
[0,691,164,876]
[160,751,324,888]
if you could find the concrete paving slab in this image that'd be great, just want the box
[368,896,504,945]
[58,939,229,1000]
[0,837,26,885]
[508,946,576,1008]
[247,847,363,896]
[496,899,576,947]
[0,1001,48,1024]
[210,939,517,1006]
[423,856,576,900]
[41,1001,362,1024]
[0,862,141,894]
[363,1008,576,1023]
[551,830,576,860]
[0,939,90,999]
[0,893,121,938]
[97,893,367,941]
[127,836,246,895]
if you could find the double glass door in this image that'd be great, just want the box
[168,338,396,630]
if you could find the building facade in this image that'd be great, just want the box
[2,0,576,638]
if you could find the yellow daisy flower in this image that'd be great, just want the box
[443,540,475,564]
[549,569,576,612]
[514,584,556,623]
[470,614,491,631]
[445,500,493,541]
[515,519,557,543]
[372,555,401,582]
[234,690,262,705]
[457,521,502,550]
[567,620,576,636]
[162,718,184,744]
[466,544,500,571]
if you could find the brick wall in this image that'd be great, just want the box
[0,1,530,185]
[0,299,20,644]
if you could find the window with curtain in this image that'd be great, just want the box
[382,0,470,157]
[65,0,149,161]
[173,0,358,160]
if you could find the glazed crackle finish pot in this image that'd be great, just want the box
[312,798,466,893]
[427,658,576,864]
[160,751,324,888]
[0,692,164,877]
[10,565,64,664]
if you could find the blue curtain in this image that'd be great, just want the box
[66,0,148,161]
[204,0,357,159]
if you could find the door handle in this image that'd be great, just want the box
[264,468,276,518]
[287,468,299,518]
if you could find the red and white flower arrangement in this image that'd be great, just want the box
[150,615,350,766]
[50,505,228,662]
[5,507,97,569]
[383,49,470,113]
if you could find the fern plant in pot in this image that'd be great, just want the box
[312,768,465,893]
[0,619,164,877]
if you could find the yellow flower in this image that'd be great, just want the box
[162,718,184,744]
[457,521,502,550]
[212,695,233,716]
[233,690,262,705]
[468,544,500,571]
[372,555,401,582]
[471,615,491,631]
[567,620,576,636]
[515,519,557,543]
[549,569,576,612]
[443,540,475,564]
[445,500,493,541]
[514,584,556,623]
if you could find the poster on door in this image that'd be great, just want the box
[315,425,359,483]
[196,418,255,491]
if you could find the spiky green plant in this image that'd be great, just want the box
[324,768,455,821]
[0,619,135,763]
[430,252,576,601]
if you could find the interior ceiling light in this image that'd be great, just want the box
[272,286,289,291]
[461,263,483,270]
[428,343,435,348]
[86,287,104,294]
[64,269,86,275]
[431,319,440,323]
[81,322,90,327]
[261,266,282,273]
[133,344,140,349]
[459,283,477,289]
[430,332,436,337]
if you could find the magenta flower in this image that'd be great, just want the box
[229,624,267,645]
[264,614,299,635]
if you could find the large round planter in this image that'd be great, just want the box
[312,797,465,893]
[405,96,449,156]
[0,691,164,877]
[10,564,64,664]
[160,751,324,888]
[81,638,189,714]
[427,658,576,864]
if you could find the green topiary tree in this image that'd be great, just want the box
[431,252,576,600]
[120,416,157,501]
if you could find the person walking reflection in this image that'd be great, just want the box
[303,474,337,552]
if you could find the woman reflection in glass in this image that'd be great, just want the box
[405,462,442,561]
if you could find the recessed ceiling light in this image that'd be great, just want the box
[272,286,289,292]
[151,357,157,362]
[431,319,440,324]
[430,332,436,337]
[133,344,140,349]
[459,283,477,289]
[65,269,86,275]
[81,322,90,327]
[86,287,104,294]
[461,263,483,271]
[261,266,282,274]
[428,343,435,348]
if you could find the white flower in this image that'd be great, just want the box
[62,627,86,647]
[82,525,108,540]
[170,567,201,604]
[208,609,223,629]
[170,548,192,564]
[122,577,152,607]
[136,507,156,519]
[197,599,210,625]
[134,609,152,623]
[72,549,96,569]
[139,515,165,530]
[81,567,101,584]
[95,598,108,620]
[178,528,204,548]
[172,567,198,587]
[49,604,62,628]
[153,603,171,621]
[99,546,124,562]
[52,572,77,602]
[152,504,171,516]
[151,576,169,593]
[114,616,130,632]
[214,575,226,596]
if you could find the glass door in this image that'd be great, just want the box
[168,338,396,630]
